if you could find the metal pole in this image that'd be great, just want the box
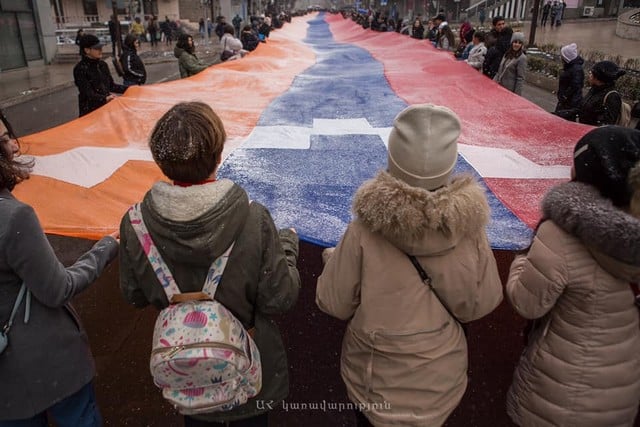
[202,0,210,42]
[111,2,123,57]
[54,0,64,28]
[528,0,540,46]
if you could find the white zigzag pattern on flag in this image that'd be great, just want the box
[25,118,569,188]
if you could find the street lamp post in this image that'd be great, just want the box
[528,0,540,47]
[111,1,123,57]
[202,0,210,42]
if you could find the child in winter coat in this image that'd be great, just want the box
[506,126,640,426]
[465,31,487,70]
[118,101,301,427]
[316,104,503,427]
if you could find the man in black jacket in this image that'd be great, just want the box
[490,16,513,56]
[73,34,126,117]
[484,16,513,78]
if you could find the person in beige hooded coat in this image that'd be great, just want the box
[316,104,503,427]
[506,126,640,427]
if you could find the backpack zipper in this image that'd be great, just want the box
[152,342,247,359]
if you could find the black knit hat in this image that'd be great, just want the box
[590,60,625,84]
[573,126,640,207]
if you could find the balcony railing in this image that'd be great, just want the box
[54,15,104,29]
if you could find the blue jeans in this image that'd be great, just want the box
[0,382,102,427]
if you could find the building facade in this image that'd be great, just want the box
[0,0,636,71]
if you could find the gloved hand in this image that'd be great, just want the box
[322,247,335,265]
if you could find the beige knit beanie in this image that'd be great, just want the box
[387,104,460,190]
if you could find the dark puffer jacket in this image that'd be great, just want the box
[579,82,622,126]
[73,55,126,117]
[555,56,584,113]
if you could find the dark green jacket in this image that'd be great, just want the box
[119,180,300,422]
[173,46,208,78]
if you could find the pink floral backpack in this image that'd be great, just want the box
[128,204,262,415]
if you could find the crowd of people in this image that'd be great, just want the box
[540,0,567,28]
[345,11,528,95]
[2,96,640,426]
[71,12,291,117]
[552,42,635,128]
[5,11,640,427]
[343,10,637,127]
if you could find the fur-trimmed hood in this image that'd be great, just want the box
[543,181,640,280]
[352,171,490,256]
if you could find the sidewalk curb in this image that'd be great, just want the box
[0,81,76,109]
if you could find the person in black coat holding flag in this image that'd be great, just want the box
[73,34,126,117]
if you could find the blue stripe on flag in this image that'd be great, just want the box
[219,13,533,250]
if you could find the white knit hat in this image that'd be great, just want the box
[561,43,578,62]
[387,104,461,190]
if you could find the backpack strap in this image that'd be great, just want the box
[603,90,623,110]
[603,90,616,104]
[127,203,235,303]
[201,242,234,299]
[128,204,181,301]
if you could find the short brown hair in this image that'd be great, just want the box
[149,102,226,183]
[0,109,32,191]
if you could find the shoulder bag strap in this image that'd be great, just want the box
[407,255,461,325]
[603,90,614,105]
[630,282,640,309]
[2,195,31,332]
[603,90,622,107]
[127,204,182,302]
[2,283,30,335]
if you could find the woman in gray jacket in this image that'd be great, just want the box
[494,32,527,96]
[0,109,119,426]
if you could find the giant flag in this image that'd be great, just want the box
[15,12,591,250]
